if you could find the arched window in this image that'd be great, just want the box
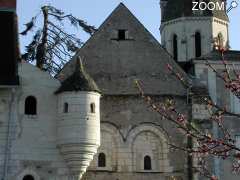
[23,175,34,180]
[25,96,37,115]
[173,34,178,61]
[144,155,152,170]
[98,152,106,167]
[90,103,95,113]
[217,33,224,48]
[63,102,68,113]
[195,32,201,58]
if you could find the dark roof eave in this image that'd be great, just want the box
[55,89,101,95]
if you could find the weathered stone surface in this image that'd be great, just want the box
[58,3,187,96]
[2,2,239,180]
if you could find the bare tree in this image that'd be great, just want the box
[21,5,96,74]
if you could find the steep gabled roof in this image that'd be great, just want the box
[162,0,229,22]
[58,3,188,96]
[55,57,100,94]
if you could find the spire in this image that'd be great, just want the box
[0,0,19,86]
[75,56,84,74]
[55,57,100,94]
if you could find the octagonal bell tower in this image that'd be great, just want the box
[160,0,229,63]
[55,57,101,180]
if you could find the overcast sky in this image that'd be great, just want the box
[17,0,240,52]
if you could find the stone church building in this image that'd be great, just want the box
[1,0,240,180]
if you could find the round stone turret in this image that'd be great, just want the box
[55,57,101,179]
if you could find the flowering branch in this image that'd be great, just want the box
[135,46,240,179]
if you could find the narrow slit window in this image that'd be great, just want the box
[63,102,68,113]
[23,175,34,180]
[25,96,37,115]
[90,103,95,113]
[173,34,178,61]
[195,32,201,57]
[144,155,152,170]
[98,152,106,167]
[217,33,224,48]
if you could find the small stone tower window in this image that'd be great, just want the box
[173,34,178,61]
[25,96,37,115]
[144,155,152,170]
[63,102,68,113]
[118,29,127,40]
[195,32,202,58]
[23,175,34,180]
[90,103,95,113]
[98,152,106,167]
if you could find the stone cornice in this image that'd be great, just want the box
[160,16,228,32]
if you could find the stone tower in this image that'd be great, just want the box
[160,0,229,62]
[55,57,101,179]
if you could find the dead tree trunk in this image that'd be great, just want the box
[36,6,48,69]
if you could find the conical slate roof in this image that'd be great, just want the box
[55,57,100,94]
[162,0,229,22]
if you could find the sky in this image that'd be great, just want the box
[17,0,240,53]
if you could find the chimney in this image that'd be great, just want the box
[0,0,19,86]
[0,0,16,10]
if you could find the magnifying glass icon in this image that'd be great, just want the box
[227,1,238,13]
[231,1,238,8]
